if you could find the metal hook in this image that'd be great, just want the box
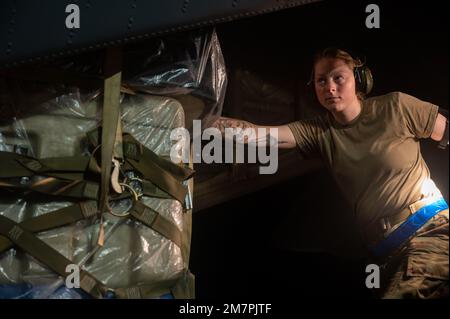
[106,183,139,217]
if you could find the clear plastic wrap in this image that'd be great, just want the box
[123,28,227,131]
[46,28,227,132]
[0,86,189,298]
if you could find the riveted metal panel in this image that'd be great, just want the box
[0,0,320,68]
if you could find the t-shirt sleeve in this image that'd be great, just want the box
[287,118,322,159]
[396,91,439,138]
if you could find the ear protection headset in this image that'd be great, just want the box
[308,49,374,96]
[352,56,373,95]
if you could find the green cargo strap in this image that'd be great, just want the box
[171,270,196,299]
[113,277,179,299]
[141,180,174,200]
[123,134,194,181]
[0,151,102,182]
[112,271,194,299]
[130,200,182,248]
[0,215,107,298]
[88,131,194,182]
[85,130,193,204]
[125,157,187,204]
[44,172,87,181]
[1,177,99,200]
[0,152,90,179]
[32,178,99,199]
[0,201,97,254]
[24,157,91,173]
[0,152,34,178]
[114,116,124,161]
[123,151,189,204]
[99,47,122,216]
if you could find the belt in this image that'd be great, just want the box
[367,196,441,244]
[369,196,448,258]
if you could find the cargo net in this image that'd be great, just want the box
[0,28,227,299]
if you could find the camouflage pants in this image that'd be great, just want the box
[377,209,449,299]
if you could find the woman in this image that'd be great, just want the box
[212,48,449,298]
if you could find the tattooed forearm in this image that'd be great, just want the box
[210,117,296,149]
[211,117,277,145]
[212,117,256,133]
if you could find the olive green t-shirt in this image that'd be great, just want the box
[287,92,439,233]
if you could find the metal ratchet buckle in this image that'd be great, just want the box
[106,183,139,218]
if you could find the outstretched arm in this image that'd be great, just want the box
[211,116,297,149]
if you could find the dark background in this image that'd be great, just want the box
[190,0,449,298]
